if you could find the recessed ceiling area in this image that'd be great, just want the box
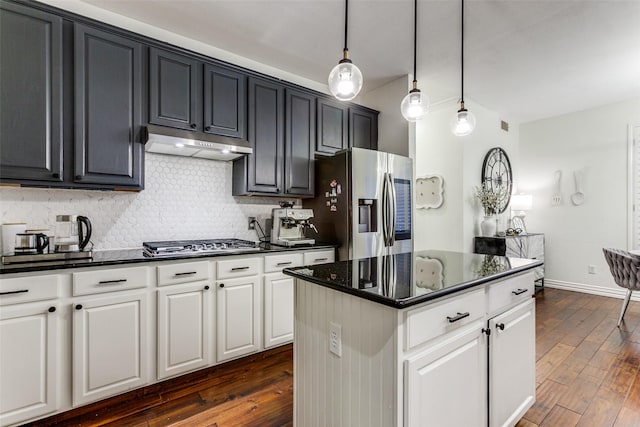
[79,0,640,123]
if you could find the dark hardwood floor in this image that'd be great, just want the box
[23,288,640,427]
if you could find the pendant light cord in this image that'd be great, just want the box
[413,0,417,83]
[460,0,465,104]
[344,0,349,51]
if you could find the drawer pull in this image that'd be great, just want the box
[48,306,56,313]
[496,323,505,331]
[230,266,250,271]
[314,258,328,262]
[512,288,528,295]
[174,271,197,276]
[98,279,128,285]
[276,262,292,267]
[447,312,470,323]
[0,289,29,296]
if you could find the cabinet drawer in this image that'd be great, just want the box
[264,253,303,273]
[0,275,61,306]
[405,288,485,350]
[487,272,534,315]
[73,266,149,296]
[303,249,335,265]
[157,261,211,286]
[216,257,261,279]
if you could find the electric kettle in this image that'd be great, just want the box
[54,215,92,252]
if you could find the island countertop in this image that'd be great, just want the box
[283,249,543,308]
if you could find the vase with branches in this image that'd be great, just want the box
[474,185,505,236]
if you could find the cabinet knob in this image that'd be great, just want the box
[48,306,56,313]
[204,285,210,290]
[75,175,82,180]
[52,173,60,178]
[276,188,280,192]
[219,283,225,288]
[496,323,505,331]
[75,304,83,310]
[205,126,212,131]
[190,123,197,129]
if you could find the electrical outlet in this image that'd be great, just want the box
[329,322,342,357]
[248,217,256,230]
[588,265,597,274]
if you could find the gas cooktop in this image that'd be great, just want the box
[142,238,258,257]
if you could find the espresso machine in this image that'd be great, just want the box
[270,206,317,247]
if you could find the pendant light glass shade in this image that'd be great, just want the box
[329,0,363,101]
[401,88,429,122]
[452,0,475,136]
[451,103,476,136]
[401,0,429,122]
[328,54,363,101]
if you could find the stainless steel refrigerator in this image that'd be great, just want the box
[304,147,413,261]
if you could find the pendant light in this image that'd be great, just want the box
[451,0,476,136]
[401,0,429,122]
[328,0,363,101]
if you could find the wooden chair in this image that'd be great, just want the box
[603,248,640,327]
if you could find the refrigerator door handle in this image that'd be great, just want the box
[388,173,397,247]
[382,173,390,246]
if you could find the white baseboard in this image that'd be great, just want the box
[544,279,640,302]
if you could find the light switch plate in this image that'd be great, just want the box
[329,322,342,357]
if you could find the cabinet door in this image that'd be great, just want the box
[245,77,284,194]
[74,24,143,188]
[203,64,247,140]
[73,291,149,406]
[0,2,63,182]
[216,276,261,362]
[316,97,348,155]
[0,303,58,426]
[149,48,200,131]
[157,281,212,380]
[489,298,535,427]
[349,106,378,150]
[285,89,315,197]
[263,273,294,348]
[405,322,487,427]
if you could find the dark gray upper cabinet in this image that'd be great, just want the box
[149,48,200,131]
[233,77,284,196]
[349,106,378,150]
[285,89,315,197]
[0,1,63,182]
[316,97,348,155]
[203,64,247,140]
[74,24,143,188]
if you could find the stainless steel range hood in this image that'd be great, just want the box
[143,125,252,161]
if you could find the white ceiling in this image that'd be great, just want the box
[80,0,640,123]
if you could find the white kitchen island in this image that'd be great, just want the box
[284,250,542,427]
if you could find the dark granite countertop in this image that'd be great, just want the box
[283,250,543,309]
[0,242,337,275]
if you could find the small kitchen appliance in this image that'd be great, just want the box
[270,206,317,247]
[14,232,49,254]
[143,238,258,257]
[54,215,92,252]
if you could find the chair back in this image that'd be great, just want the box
[603,248,640,290]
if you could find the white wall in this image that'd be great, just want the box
[413,98,519,252]
[0,154,282,251]
[518,97,640,293]
[360,76,411,157]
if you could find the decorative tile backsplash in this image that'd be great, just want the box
[0,154,293,250]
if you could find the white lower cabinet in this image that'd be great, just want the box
[405,321,487,427]
[72,291,150,406]
[0,302,59,426]
[157,281,212,380]
[216,275,261,362]
[489,298,536,427]
[263,273,294,348]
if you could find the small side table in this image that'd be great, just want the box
[474,233,545,288]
